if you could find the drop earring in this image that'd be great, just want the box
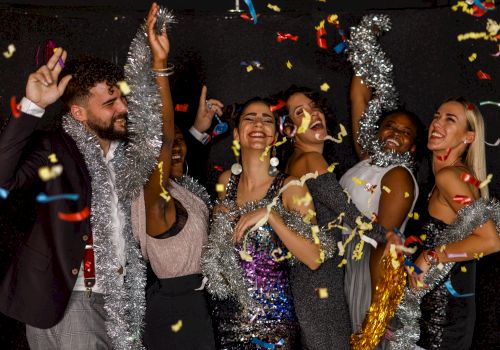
[268,146,279,177]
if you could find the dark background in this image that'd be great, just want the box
[0,0,498,348]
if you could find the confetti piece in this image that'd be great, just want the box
[408,212,419,220]
[276,32,299,42]
[158,161,171,203]
[240,250,253,262]
[175,104,189,112]
[460,172,481,187]
[303,209,317,224]
[338,258,347,267]
[320,82,330,92]
[271,248,292,262]
[352,177,366,186]
[38,165,63,181]
[327,14,338,24]
[479,174,492,188]
[480,100,500,107]
[457,31,494,41]
[246,65,254,72]
[36,193,79,203]
[270,99,286,112]
[48,153,58,163]
[243,0,258,24]
[316,26,328,49]
[240,12,261,22]
[117,81,130,96]
[297,109,311,134]
[461,266,467,272]
[293,192,313,206]
[317,288,329,299]
[214,165,223,172]
[215,183,225,193]
[445,279,474,297]
[10,96,21,118]
[485,138,500,147]
[286,60,293,69]
[267,3,281,12]
[453,195,473,204]
[0,188,9,199]
[404,191,410,198]
[171,320,183,332]
[473,252,484,260]
[251,337,285,348]
[420,234,427,241]
[361,233,378,249]
[382,185,391,194]
[232,140,241,157]
[327,162,338,173]
[3,44,15,58]
[476,70,492,80]
[404,259,422,274]
[468,53,477,62]
[315,123,347,144]
[58,207,90,222]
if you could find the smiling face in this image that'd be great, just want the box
[378,112,418,154]
[170,126,187,178]
[286,92,327,143]
[234,101,277,150]
[78,82,129,140]
[427,101,474,153]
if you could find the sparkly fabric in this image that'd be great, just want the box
[203,173,299,349]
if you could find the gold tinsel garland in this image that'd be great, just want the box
[350,255,407,349]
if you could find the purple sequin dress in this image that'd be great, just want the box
[213,173,299,349]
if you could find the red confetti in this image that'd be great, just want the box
[467,103,475,111]
[404,235,423,247]
[10,96,21,118]
[175,104,189,112]
[316,27,328,49]
[476,70,491,80]
[58,207,90,222]
[214,165,223,172]
[276,32,299,43]
[240,13,261,22]
[270,99,286,112]
[453,195,473,204]
[460,172,481,187]
[436,148,451,161]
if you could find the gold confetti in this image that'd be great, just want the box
[352,177,366,186]
[461,266,467,273]
[158,161,171,203]
[286,60,293,69]
[320,82,330,92]
[215,183,225,193]
[352,241,364,261]
[317,123,347,144]
[420,234,427,241]
[327,14,338,24]
[303,209,317,224]
[38,165,63,181]
[171,320,183,332]
[404,191,410,198]
[293,192,313,206]
[297,109,311,134]
[240,250,253,262]
[267,3,281,12]
[231,140,241,157]
[259,137,287,161]
[3,44,15,59]
[315,20,325,31]
[327,162,338,173]
[479,174,492,189]
[451,1,474,14]
[468,53,477,62]
[317,288,329,299]
[48,153,58,164]
[473,252,484,260]
[117,80,131,96]
[246,65,254,72]
[382,186,392,194]
[338,258,347,268]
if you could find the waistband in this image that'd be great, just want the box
[152,273,204,296]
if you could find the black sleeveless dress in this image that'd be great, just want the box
[417,213,476,350]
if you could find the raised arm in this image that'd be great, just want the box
[350,75,372,160]
[142,3,176,236]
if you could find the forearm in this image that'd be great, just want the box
[268,210,321,270]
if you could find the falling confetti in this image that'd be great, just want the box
[267,3,281,12]
[320,82,330,92]
[48,153,58,163]
[58,207,90,222]
[468,53,477,62]
[171,319,183,332]
[286,60,293,69]
[3,44,15,58]
[38,165,63,181]
[158,161,171,203]
[117,81,131,96]
[317,288,329,299]
[215,183,225,193]
[175,104,189,112]
[382,186,392,194]
[297,109,311,134]
[0,188,9,199]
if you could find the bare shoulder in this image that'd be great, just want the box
[435,166,476,198]
[382,166,414,188]
[295,152,328,175]
[217,170,232,200]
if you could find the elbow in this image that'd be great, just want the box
[305,257,322,271]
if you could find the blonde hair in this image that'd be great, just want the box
[445,97,489,199]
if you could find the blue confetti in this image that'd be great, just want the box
[404,258,423,274]
[0,187,9,199]
[444,279,474,298]
[36,192,80,203]
[334,41,348,54]
[244,0,258,24]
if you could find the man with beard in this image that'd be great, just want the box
[0,4,170,349]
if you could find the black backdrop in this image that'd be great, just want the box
[0,1,498,348]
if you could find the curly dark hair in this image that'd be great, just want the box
[59,55,123,107]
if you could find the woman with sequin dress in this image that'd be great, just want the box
[202,98,334,350]
[398,98,500,350]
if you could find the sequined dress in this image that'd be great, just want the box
[417,213,476,350]
[210,173,299,349]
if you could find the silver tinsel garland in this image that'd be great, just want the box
[174,174,213,211]
[347,14,414,169]
[390,198,500,349]
[201,196,334,316]
[61,6,173,349]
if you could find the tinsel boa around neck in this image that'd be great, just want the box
[390,198,500,349]
[347,14,414,170]
[60,5,173,349]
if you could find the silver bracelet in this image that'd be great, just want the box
[153,70,174,77]
[152,63,174,72]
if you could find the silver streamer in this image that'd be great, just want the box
[390,198,500,349]
[174,175,213,211]
[347,14,414,169]
[201,196,330,316]
[60,6,173,349]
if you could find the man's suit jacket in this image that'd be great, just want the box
[0,113,91,328]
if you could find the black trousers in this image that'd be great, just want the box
[144,274,216,350]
